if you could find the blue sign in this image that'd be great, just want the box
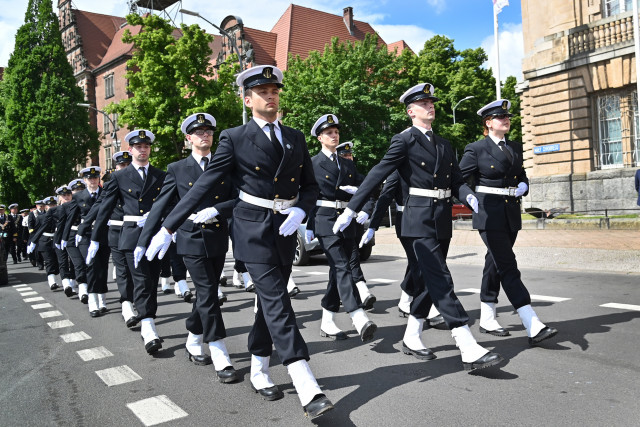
[534,144,560,154]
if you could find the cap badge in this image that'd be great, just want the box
[423,83,431,94]
[327,115,335,124]
[286,144,291,149]
[502,100,509,110]
[139,130,146,139]
[123,152,129,158]
[197,114,205,123]
[90,167,96,174]
[263,67,273,79]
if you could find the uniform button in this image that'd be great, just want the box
[139,198,142,202]
[421,162,425,166]
[349,174,352,178]
[291,178,295,182]
[299,164,303,168]
[514,176,517,179]
[157,187,160,191]
[215,196,219,199]
[450,163,453,166]
[275,194,279,198]
[216,224,220,228]
[446,174,450,178]
[189,182,193,186]
[255,166,260,171]
[434,173,437,177]
[152,198,156,202]
[491,165,495,169]
[434,187,438,190]
[202,225,206,229]
[274,177,278,182]
[505,200,508,203]
[434,199,438,203]
[140,210,144,213]
[128,189,132,192]
[221,181,224,184]
[326,175,330,179]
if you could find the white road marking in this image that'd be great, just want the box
[60,332,91,342]
[31,303,53,309]
[369,278,396,284]
[13,284,28,288]
[48,320,74,329]
[77,346,114,361]
[305,271,327,275]
[16,286,33,291]
[600,303,640,312]
[19,291,38,296]
[24,296,45,302]
[95,365,142,387]
[457,288,570,302]
[39,310,62,319]
[127,395,188,426]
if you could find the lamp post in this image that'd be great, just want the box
[452,96,475,125]
[180,8,248,124]
[78,103,120,151]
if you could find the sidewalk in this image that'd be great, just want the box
[371,227,640,274]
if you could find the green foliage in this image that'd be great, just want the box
[502,75,522,142]
[0,0,99,202]
[281,34,409,173]
[107,14,243,170]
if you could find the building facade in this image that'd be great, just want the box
[519,0,640,213]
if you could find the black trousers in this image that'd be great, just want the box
[4,238,17,262]
[159,243,188,282]
[318,234,362,313]
[348,241,366,284]
[111,246,133,303]
[39,245,59,276]
[479,229,531,310]
[124,251,161,319]
[79,240,110,294]
[234,259,247,273]
[54,247,75,280]
[409,237,469,329]
[399,236,422,297]
[244,262,309,366]
[183,255,226,342]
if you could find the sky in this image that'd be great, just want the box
[0,0,524,81]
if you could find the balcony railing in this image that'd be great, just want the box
[569,12,636,56]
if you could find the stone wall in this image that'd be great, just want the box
[522,167,639,214]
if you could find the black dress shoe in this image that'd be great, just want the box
[38,266,44,270]
[145,338,162,354]
[529,326,558,345]
[288,286,300,298]
[402,342,437,360]
[218,294,227,305]
[398,307,410,318]
[363,295,376,311]
[80,294,88,304]
[64,287,76,297]
[186,349,212,366]
[359,321,377,342]
[251,384,284,401]
[162,288,172,294]
[479,326,510,337]
[463,352,505,371]
[303,394,334,419]
[320,329,348,340]
[425,314,448,330]
[125,316,139,328]
[90,310,101,318]
[219,276,229,287]
[49,284,59,291]
[245,283,255,292]
[182,290,193,303]
[216,366,239,383]
[99,307,108,314]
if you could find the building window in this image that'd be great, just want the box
[104,74,114,99]
[597,94,624,168]
[603,0,635,17]
[103,114,110,135]
[105,146,112,171]
[112,113,119,131]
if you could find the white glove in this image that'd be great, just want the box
[279,207,305,237]
[61,240,67,250]
[333,208,355,234]
[54,243,61,250]
[359,228,375,248]
[192,207,219,223]
[466,194,479,213]
[305,229,315,244]
[355,211,369,224]
[172,232,177,243]
[137,212,150,228]
[85,240,99,264]
[107,219,112,227]
[27,242,36,254]
[515,182,528,197]
[146,227,173,261]
[133,246,146,269]
[75,234,82,247]
[339,185,358,195]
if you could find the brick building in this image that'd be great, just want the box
[519,0,640,213]
[57,1,409,172]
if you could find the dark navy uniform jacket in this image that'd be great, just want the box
[75,180,123,248]
[347,126,472,240]
[29,207,56,249]
[62,187,106,243]
[138,155,234,258]
[459,136,528,232]
[162,119,319,266]
[91,163,166,251]
[307,153,372,238]
[368,170,409,238]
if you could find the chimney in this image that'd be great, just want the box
[343,7,354,35]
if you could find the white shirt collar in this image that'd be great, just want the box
[413,124,433,135]
[321,147,337,159]
[253,117,280,131]
[191,152,211,164]
[488,134,505,145]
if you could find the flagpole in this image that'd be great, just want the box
[633,0,640,107]
[494,6,501,99]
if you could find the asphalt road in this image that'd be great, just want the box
[1,252,639,426]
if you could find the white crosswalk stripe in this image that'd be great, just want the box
[31,303,53,309]
[19,291,38,296]
[16,286,33,291]
[48,320,74,329]
[39,310,62,319]
[95,365,142,387]
[127,395,188,426]
[600,303,640,311]
[457,288,571,302]
[77,346,114,361]
[60,332,91,343]
[24,296,45,302]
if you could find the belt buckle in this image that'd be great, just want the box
[438,189,445,199]
[272,199,284,213]
[508,188,516,197]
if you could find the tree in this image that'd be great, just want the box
[501,75,522,142]
[281,34,410,173]
[1,0,99,201]
[107,14,243,170]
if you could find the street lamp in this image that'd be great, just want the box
[78,103,120,151]
[180,8,248,124]
[452,96,475,124]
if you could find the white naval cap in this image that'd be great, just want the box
[311,114,341,137]
[34,199,44,205]
[79,166,101,178]
[68,178,85,190]
[43,196,57,205]
[181,113,216,135]
[477,99,513,118]
[336,141,353,155]
[112,150,132,165]
[236,65,284,90]
[8,203,18,209]
[55,186,72,195]
[399,82,439,105]
[124,129,155,145]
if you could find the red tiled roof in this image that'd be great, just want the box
[74,10,127,69]
[271,4,385,70]
[387,40,413,56]
[95,24,140,70]
[243,27,277,66]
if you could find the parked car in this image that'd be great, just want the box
[294,220,375,266]
[452,201,473,220]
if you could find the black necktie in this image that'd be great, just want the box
[425,130,434,143]
[139,166,147,183]
[498,141,513,163]
[89,192,97,206]
[331,153,339,169]
[202,156,209,170]
[267,123,284,158]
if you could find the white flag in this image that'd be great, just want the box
[493,0,509,14]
